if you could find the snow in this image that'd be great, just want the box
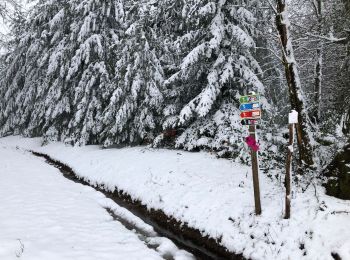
[289,110,298,124]
[0,143,193,260]
[1,136,350,260]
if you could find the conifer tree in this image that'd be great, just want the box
[0,0,69,137]
[101,0,164,146]
[64,0,122,145]
[160,0,264,153]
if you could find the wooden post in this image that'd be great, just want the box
[249,125,262,215]
[285,123,294,219]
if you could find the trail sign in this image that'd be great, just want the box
[240,110,261,119]
[239,94,261,125]
[238,93,262,215]
[240,94,260,104]
[245,136,260,151]
[241,119,261,126]
[240,102,260,111]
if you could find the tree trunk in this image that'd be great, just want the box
[313,0,323,122]
[313,0,323,123]
[323,142,350,200]
[314,47,322,122]
[275,0,314,168]
[343,106,350,135]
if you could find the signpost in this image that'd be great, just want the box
[240,110,261,119]
[241,119,260,126]
[239,93,262,215]
[285,110,298,219]
[239,102,260,111]
[239,94,260,104]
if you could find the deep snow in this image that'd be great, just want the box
[0,144,193,260]
[1,136,350,260]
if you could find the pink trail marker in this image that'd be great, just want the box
[245,136,260,152]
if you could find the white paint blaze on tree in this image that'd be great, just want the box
[275,0,314,168]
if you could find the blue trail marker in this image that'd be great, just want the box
[239,102,260,111]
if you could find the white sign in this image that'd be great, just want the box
[288,110,298,124]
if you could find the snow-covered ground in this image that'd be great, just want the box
[1,136,350,260]
[0,142,193,260]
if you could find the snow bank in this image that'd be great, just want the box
[0,145,173,260]
[1,136,350,260]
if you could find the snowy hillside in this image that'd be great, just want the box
[1,136,350,260]
[0,0,349,259]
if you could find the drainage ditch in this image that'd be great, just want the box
[31,151,245,260]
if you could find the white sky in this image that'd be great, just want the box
[0,0,37,35]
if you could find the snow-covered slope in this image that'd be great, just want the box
[0,143,193,260]
[1,136,350,260]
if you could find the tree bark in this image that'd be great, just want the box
[313,47,322,122]
[275,0,314,168]
[343,106,350,135]
[323,142,350,200]
[313,0,323,123]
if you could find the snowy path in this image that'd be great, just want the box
[2,137,350,260]
[0,146,193,260]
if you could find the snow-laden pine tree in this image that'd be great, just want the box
[29,0,73,141]
[158,0,264,156]
[0,0,69,137]
[63,0,124,145]
[100,0,165,146]
[0,0,125,144]
[1,0,266,156]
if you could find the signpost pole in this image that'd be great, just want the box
[249,125,262,215]
[285,123,293,219]
[285,110,298,219]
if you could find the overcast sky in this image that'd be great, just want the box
[0,0,37,35]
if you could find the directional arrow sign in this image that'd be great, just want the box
[241,119,261,126]
[240,95,260,104]
[239,102,260,111]
[240,110,261,119]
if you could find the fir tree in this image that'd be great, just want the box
[101,0,165,146]
[160,0,265,154]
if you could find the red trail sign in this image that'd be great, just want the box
[240,110,261,119]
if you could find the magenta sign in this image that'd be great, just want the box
[245,136,260,151]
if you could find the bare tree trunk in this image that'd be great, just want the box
[313,0,323,122]
[314,47,322,122]
[343,106,350,136]
[275,0,314,168]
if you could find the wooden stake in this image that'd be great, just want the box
[285,124,294,219]
[249,125,262,215]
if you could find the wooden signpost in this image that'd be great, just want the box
[240,93,262,215]
[285,110,298,219]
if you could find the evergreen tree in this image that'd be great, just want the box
[0,0,69,137]
[159,0,265,155]
[101,0,165,146]
[0,0,265,158]
[64,0,123,145]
